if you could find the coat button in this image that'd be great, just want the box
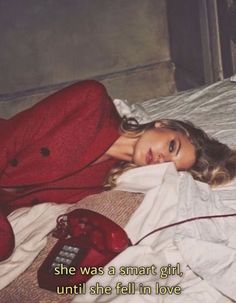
[40,147,50,157]
[10,158,18,167]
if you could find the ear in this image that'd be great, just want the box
[154,121,165,128]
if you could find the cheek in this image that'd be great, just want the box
[139,129,159,146]
[177,146,196,170]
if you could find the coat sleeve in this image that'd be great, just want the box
[0,80,121,185]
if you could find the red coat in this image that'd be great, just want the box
[0,80,121,215]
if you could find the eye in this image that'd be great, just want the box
[169,140,176,153]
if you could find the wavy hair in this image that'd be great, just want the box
[105,117,236,188]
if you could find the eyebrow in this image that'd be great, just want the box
[176,139,181,156]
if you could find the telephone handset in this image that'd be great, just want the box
[37,209,131,292]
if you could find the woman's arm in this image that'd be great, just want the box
[0,80,121,185]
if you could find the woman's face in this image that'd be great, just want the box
[132,123,196,170]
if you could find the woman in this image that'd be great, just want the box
[0,80,235,261]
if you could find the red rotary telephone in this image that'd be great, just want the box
[37,209,131,292]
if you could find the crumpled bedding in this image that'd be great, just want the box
[71,163,236,303]
[0,203,70,290]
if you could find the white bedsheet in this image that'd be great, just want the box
[0,203,70,289]
[72,163,236,303]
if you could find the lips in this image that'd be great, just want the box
[146,148,153,165]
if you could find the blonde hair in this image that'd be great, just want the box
[105,117,236,188]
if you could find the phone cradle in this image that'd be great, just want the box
[37,209,131,292]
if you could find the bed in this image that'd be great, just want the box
[0,78,236,303]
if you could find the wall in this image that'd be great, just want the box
[0,0,175,102]
[166,0,205,90]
